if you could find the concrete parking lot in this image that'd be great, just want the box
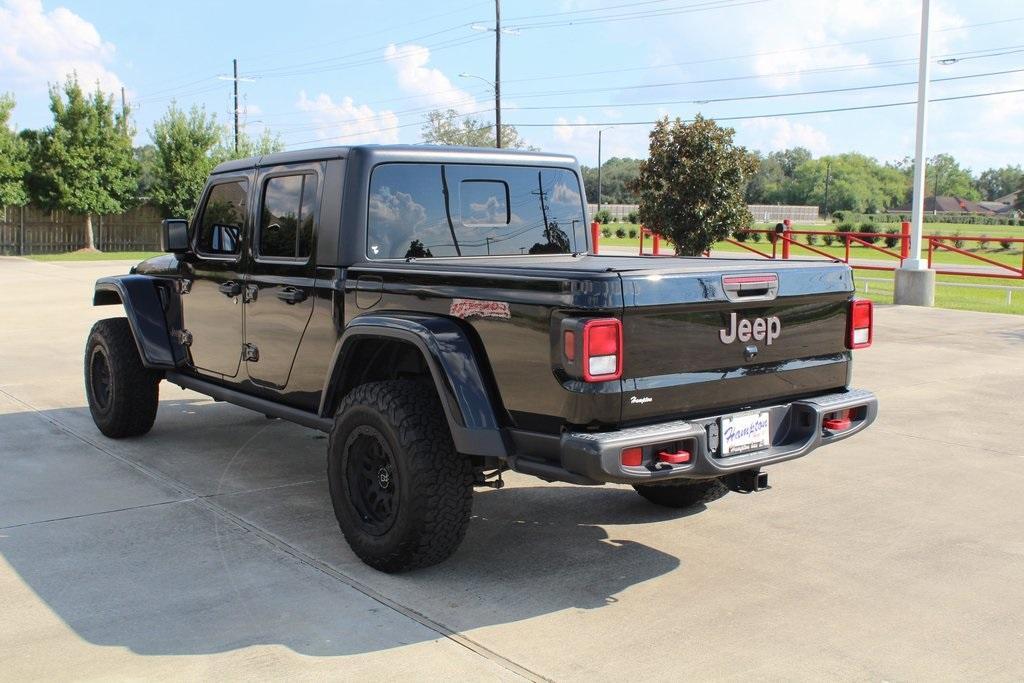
[1,256,1022,681]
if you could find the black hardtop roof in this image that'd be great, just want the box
[211,144,579,175]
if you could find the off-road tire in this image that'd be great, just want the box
[327,380,474,573]
[84,317,160,438]
[633,477,728,509]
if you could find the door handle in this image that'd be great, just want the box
[218,281,242,297]
[277,287,307,305]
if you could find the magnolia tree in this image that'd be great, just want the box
[632,115,758,256]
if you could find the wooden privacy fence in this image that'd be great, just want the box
[0,204,164,255]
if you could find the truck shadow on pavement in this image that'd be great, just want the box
[0,398,703,657]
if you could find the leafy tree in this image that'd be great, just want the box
[580,157,642,204]
[29,76,139,249]
[631,115,758,256]
[214,127,285,163]
[421,108,531,149]
[0,93,30,207]
[744,147,812,204]
[149,104,221,218]
[924,153,979,200]
[134,144,158,196]
[789,153,906,212]
[975,165,1024,200]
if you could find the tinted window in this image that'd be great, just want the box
[367,163,586,259]
[196,180,248,256]
[260,174,317,259]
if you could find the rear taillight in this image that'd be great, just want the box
[847,299,873,349]
[582,318,622,381]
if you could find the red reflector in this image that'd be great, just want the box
[847,299,873,349]
[621,447,643,467]
[563,330,576,362]
[823,417,852,432]
[658,450,691,464]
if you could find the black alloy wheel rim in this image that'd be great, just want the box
[344,426,399,535]
[90,347,112,411]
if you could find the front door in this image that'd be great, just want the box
[180,177,250,379]
[243,167,320,390]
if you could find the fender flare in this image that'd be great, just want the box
[94,275,181,369]
[320,312,509,458]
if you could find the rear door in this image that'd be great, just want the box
[243,164,320,390]
[180,176,250,379]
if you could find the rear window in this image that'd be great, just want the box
[367,163,587,259]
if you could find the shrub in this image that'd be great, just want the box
[952,231,964,249]
[979,234,990,249]
[838,222,857,235]
[804,232,818,246]
[751,231,763,243]
[594,209,612,224]
[857,222,879,245]
[884,228,899,249]
[822,232,836,246]
[628,228,638,239]
[734,229,749,242]
[601,227,612,238]
[999,238,1012,250]
[832,210,846,222]
[626,211,639,224]
[614,228,626,239]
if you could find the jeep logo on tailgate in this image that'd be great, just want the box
[719,312,781,345]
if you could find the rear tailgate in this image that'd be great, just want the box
[618,259,854,423]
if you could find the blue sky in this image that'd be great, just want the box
[2,0,1022,170]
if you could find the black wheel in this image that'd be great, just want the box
[633,477,728,509]
[327,380,473,572]
[84,318,160,438]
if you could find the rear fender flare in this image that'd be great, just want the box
[320,313,508,458]
[93,275,180,369]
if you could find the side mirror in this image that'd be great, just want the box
[161,219,190,253]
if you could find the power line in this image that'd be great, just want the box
[505,0,773,30]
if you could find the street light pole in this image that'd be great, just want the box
[894,0,936,305]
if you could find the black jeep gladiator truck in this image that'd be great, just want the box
[85,145,877,572]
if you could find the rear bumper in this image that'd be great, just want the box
[538,388,877,485]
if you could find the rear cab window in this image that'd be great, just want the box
[194,179,249,257]
[367,163,587,259]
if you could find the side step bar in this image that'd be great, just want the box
[165,371,333,432]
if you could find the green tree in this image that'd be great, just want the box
[420,108,531,149]
[631,115,758,256]
[925,153,979,200]
[149,104,221,218]
[789,153,906,212]
[975,165,1023,201]
[580,157,642,205]
[30,76,139,249]
[0,93,30,207]
[213,127,284,163]
[744,147,813,204]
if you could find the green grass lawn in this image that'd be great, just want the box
[852,272,1024,316]
[27,251,161,262]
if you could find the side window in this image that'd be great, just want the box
[259,174,317,259]
[195,180,248,256]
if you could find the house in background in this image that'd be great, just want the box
[893,195,1017,215]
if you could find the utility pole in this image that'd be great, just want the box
[494,0,502,148]
[823,160,832,218]
[120,86,128,133]
[597,127,614,213]
[233,58,240,153]
[894,0,935,306]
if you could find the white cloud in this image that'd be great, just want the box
[384,43,479,113]
[0,0,122,93]
[295,91,400,144]
[741,117,830,155]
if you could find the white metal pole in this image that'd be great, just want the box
[904,0,931,270]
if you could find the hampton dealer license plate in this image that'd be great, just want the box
[720,410,771,456]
